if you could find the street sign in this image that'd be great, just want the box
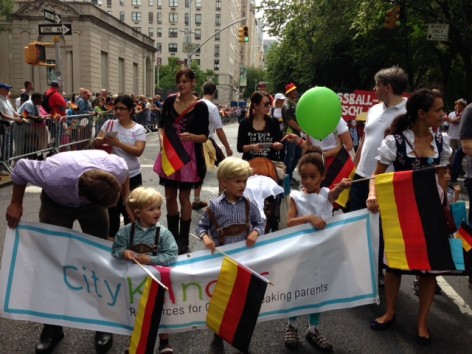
[427,23,449,41]
[39,24,72,35]
[43,9,62,24]
[182,42,198,53]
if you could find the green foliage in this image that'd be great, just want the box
[261,0,472,104]
[156,58,218,97]
[242,66,267,99]
[0,0,14,23]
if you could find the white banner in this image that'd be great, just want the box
[0,210,379,335]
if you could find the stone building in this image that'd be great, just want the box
[0,0,156,98]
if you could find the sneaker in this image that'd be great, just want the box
[192,200,208,210]
[158,344,174,354]
[305,329,333,352]
[284,324,300,349]
[413,279,419,296]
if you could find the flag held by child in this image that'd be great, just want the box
[321,147,356,207]
[375,168,456,271]
[129,277,166,354]
[207,257,268,353]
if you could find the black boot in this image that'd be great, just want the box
[179,219,192,254]
[166,214,179,242]
[36,324,64,354]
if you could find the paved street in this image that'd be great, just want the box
[1,123,472,353]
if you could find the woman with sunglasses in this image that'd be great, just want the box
[154,68,209,254]
[237,91,284,163]
[93,95,147,238]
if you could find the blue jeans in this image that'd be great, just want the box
[284,141,302,179]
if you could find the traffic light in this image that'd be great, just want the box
[384,6,401,30]
[243,26,249,43]
[238,26,245,43]
[384,9,395,29]
[24,42,46,65]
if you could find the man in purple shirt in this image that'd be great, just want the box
[6,150,130,354]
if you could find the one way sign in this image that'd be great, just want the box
[39,24,72,35]
[43,9,62,24]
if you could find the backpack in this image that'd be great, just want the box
[42,92,53,113]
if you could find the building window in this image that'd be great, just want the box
[195,0,201,9]
[169,43,178,53]
[132,0,141,5]
[157,28,162,37]
[148,0,154,5]
[185,13,189,26]
[195,14,201,25]
[107,0,112,7]
[156,43,162,52]
[169,0,178,7]
[148,28,154,37]
[169,28,178,38]
[215,31,220,40]
[215,14,221,26]
[132,12,142,22]
[185,0,189,7]
[216,0,221,10]
[214,59,219,71]
[148,12,153,24]
[157,12,162,24]
[195,29,201,40]
[119,11,125,21]
[214,44,219,57]
[120,0,124,5]
[101,51,109,89]
[193,59,200,66]
[157,0,162,8]
[169,13,178,23]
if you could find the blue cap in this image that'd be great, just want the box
[0,82,12,90]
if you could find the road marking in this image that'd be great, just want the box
[437,276,472,316]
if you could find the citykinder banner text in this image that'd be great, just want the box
[0,210,379,335]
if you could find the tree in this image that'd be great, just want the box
[260,0,472,104]
[156,58,218,97]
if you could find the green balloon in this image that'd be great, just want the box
[296,87,342,140]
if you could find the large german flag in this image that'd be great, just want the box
[375,169,455,271]
[160,118,191,176]
[321,147,356,207]
[129,277,166,354]
[207,257,268,353]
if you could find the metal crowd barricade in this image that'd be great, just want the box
[95,112,114,137]
[58,113,95,151]
[0,113,94,173]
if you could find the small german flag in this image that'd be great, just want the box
[376,169,456,271]
[129,277,166,354]
[321,147,356,207]
[457,222,472,252]
[21,110,29,118]
[207,257,268,353]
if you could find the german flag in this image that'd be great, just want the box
[129,277,165,354]
[21,110,29,118]
[160,130,191,176]
[321,147,356,207]
[207,257,268,353]
[375,168,455,271]
[457,222,472,252]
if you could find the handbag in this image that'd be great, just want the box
[96,120,114,154]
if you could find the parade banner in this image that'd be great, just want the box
[0,210,379,335]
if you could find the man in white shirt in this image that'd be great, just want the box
[351,66,408,210]
[192,81,233,209]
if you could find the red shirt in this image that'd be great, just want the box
[45,88,67,116]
